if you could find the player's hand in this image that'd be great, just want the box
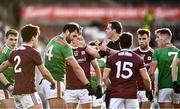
[96,85,103,99]
[173,81,180,93]
[98,41,107,51]
[5,84,14,96]
[50,82,55,90]
[85,83,94,95]
[146,90,153,102]
[75,37,86,48]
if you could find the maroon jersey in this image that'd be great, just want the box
[106,49,145,99]
[133,47,153,90]
[66,47,94,89]
[9,45,42,95]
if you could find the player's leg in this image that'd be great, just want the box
[104,89,110,108]
[79,89,92,109]
[138,91,151,108]
[66,103,78,109]
[173,104,180,109]
[109,98,125,109]
[0,90,16,108]
[38,92,50,108]
[36,77,50,108]
[158,88,173,108]
[48,98,67,108]
[0,98,16,108]
[92,95,103,109]
[172,93,180,109]
[43,80,67,108]
[81,103,91,109]
[0,101,6,108]
[64,89,79,108]
[29,104,43,109]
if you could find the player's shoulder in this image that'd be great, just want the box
[1,44,12,55]
[131,50,141,57]
[131,51,143,61]
[149,47,154,52]
[132,47,139,52]
[18,45,40,54]
[51,35,68,46]
[118,49,134,58]
[158,47,178,52]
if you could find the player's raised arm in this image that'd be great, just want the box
[98,41,119,55]
[75,37,101,58]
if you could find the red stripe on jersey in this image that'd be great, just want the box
[0,47,2,54]
[53,37,66,45]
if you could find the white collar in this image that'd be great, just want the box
[138,47,152,53]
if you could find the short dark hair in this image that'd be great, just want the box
[155,28,172,39]
[119,32,133,49]
[6,29,19,38]
[63,22,81,34]
[21,24,40,42]
[109,20,122,34]
[137,28,150,38]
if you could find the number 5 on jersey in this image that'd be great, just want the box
[116,61,133,79]
[46,45,54,61]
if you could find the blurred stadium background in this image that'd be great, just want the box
[0,0,180,49]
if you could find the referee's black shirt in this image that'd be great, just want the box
[98,38,120,58]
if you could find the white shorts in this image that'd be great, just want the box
[64,89,92,104]
[158,88,180,104]
[109,98,139,109]
[0,89,13,100]
[137,90,148,102]
[13,92,42,109]
[41,80,65,100]
[92,95,104,107]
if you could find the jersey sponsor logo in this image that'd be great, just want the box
[53,37,66,45]
[77,57,86,63]
[74,50,79,56]
[147,56,151,61]
[81,51,85,55]
[118,51,132,57]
